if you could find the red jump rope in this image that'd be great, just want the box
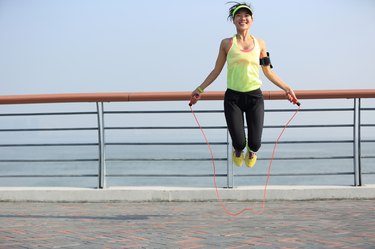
[189,94,301,216]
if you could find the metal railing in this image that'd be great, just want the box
[0,89,374,188]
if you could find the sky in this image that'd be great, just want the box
[0,1,374,182]
[0,0,375,96]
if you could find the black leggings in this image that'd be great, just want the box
[224,88,264,152]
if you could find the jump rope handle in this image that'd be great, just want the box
[189,94,201,106]
[292,97,301,106]
[289,93,301,106]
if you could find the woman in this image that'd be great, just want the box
[191,2,298,168]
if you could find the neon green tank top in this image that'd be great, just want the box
[227,35,262,92]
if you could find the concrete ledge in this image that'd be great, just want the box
[1,185,375,202]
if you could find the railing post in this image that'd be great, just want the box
[353,98,360,186]
[227,130,234,188]
[96,102,106,189]
[358,98,362,186]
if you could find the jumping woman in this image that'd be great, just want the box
[190,2,298,168]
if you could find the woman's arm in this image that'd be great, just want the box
[258,38,298,103]
[191,39,229,97]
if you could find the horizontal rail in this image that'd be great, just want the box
[0,124,354,133]
[1,89,375,105]
[0,112,97,116]
[105,156,353,161]
[0,174,98,178]
[237,172,355,177]
[0,159,98,162]
[104,124,353,130]
[0,143,98,147]
[0,140,354,147]
[0,128,97,132]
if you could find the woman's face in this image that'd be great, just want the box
[233,9,253,31]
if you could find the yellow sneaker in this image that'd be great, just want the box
[232,150,244,167]
[245,151,257,168]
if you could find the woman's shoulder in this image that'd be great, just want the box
[254,36,266,46]
[220,37,233,51]
[252,36,267,51]
[221,37,233,45]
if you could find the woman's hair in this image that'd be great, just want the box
[227,2,253,21]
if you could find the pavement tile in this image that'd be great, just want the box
[0,200,374,248]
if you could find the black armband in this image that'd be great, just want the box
[260,52,273,69]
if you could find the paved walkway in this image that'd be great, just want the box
[0,200,374,248]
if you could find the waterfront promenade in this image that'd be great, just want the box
[0,199,374,248]
[1,90,374,248]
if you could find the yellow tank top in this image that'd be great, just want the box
[226,35,262,92]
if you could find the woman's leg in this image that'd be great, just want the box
[224,90,246,152]
[245,93,264,152]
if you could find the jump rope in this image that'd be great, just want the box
[189,94,301,217]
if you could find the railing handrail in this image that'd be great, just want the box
[1,89,375,105]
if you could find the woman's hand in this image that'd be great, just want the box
[285,88,299,105]
[189,89,202,106]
